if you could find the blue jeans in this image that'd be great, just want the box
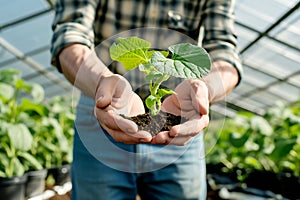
[72,95,207,200]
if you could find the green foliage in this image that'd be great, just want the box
[110,36,211,115]
[205,101,300,180]
[0,69,75,178]
[32,96,75,168]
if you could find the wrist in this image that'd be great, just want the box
[59,44,111,99]
[203,60,239,104]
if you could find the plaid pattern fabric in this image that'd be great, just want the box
[51,0,242,89]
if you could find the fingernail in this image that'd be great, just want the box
[126,128,136,134]
[96,96,103,102]
[140,138,150,143]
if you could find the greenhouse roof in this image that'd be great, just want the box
[0,0,299,117]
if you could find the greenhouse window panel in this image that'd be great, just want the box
[242,38,300,79]
[0,13,54,54]
[28,72,71,92]
[210,103,237,119]
[0,0,50,25]
[288,74,300,88]
[269,10,300,50]
[0,45,50,67]
[232,82,256,96]
[234,0,297,32]
[0,61,36,77]
[226,96,267,115]
[228,91,274,109]
[0,48,16,64]
[30,49,52,69]
[241,65,277,88]
[234,24,258,52]
[225,86,297,116]
[43,84,73,99]
[267,82,300,102]
[230,69,300,104]
[248,90,289,107]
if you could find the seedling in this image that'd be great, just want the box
[110,36,211,115]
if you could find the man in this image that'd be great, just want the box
[51,0,242,199]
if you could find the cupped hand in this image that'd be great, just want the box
[94,71,152,144]
[151,79,210,146]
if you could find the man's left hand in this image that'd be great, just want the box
[151,79,210,146]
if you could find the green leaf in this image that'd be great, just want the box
[0,83,14,100]
[145,95,157,110]
[40,140,58,152]
[148,50,169,58]
[110,37,151,70]
[229,129,251,148]
[15,79,32,93]
[157,88,175,98]
[250,116,273,136]
[0,152,9,168]
[0,69,20,84]
[269,138,297,161]
[7,123,33,151]
[30,83,45,103]
[18,151,43,170]
[0,170,6,177]
[245,156,262,169]
[13,157,25,177]
[19,99,48,117]
[145,72,163,82]
[48,118,69,152]
[150,43,211,79]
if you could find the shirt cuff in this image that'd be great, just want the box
[51,23,94,71]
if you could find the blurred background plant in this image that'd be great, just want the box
[205,100,300,199]
[206,100,300,179]
[0,68,75,178]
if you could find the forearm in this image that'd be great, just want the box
[203,60,239,104]
[59,44,111,99]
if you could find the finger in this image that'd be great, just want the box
[95,107,152,139]
[105,128,151,144]
[96,75,129,109]
[94,106,138,133]
[151,131,194,146]
[161,95,181,115]
[113,75,131,98]
[169,115,209,137]
[151,131,171,145]
[190,80,209,115]
[128,93,145,117]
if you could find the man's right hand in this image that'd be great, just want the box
[59,44,152,144]
[94,71,152,144]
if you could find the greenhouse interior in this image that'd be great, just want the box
[0,0,299,200]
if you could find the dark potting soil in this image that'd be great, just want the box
[125,111,187,136]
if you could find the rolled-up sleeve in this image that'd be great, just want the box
[50,0,97,69]
[202,0,243,84]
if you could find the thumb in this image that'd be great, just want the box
[95,76,116,109]
[95,95,112,109]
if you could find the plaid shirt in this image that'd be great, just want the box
[51,0,242,90]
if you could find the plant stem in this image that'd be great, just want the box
[148,74,170,115]
[151,74,170,95]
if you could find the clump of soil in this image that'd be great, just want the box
[125,86,187,136]
[127,111,187,136]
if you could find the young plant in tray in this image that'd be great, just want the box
[0,69,44,177]
[109,37,211,135]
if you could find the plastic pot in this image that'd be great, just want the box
[0,174,27,200]
[48,164,71,186]
[25,169,48,198]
